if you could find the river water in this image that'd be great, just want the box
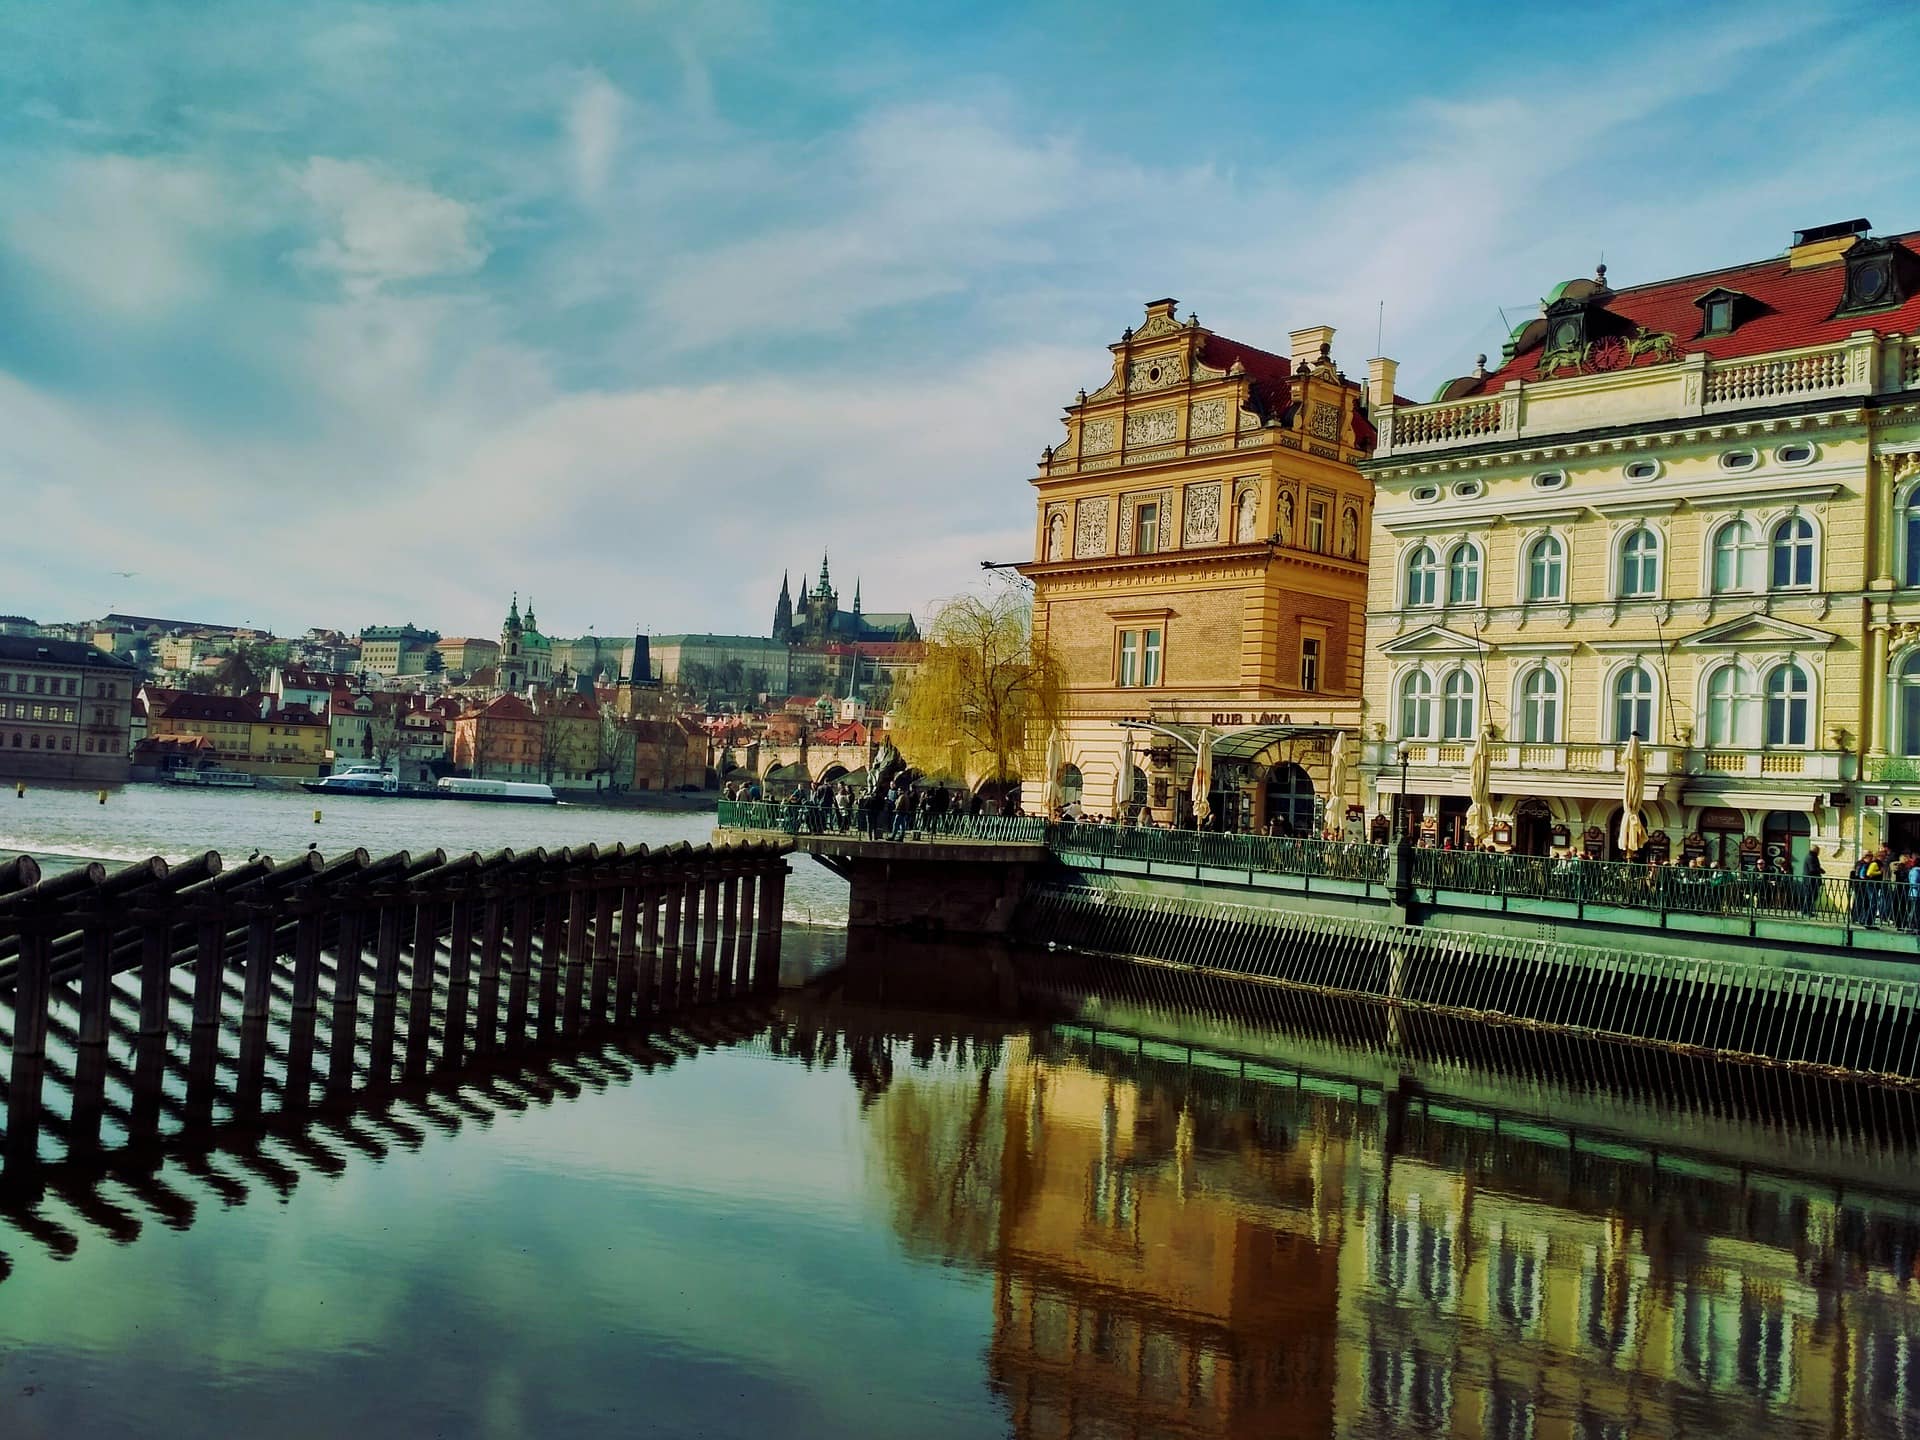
[0,781,851,924]
[4,788,1920,1437]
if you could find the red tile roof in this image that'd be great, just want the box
[1456,231,1920,396]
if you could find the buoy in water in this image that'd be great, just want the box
[98,789,107,805]
[13,781,22,798]
[314,809,323,824]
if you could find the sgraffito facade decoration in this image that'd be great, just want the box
[1081,418,1116,455]
[1118,488,1174,555]
[1073,497,1110,559]
[1127,356,1184,393]
[1189,398,1229,437]
[1183,482,1222,547]
[1124,408,1178,450]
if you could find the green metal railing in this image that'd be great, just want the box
[717,799,1047,843]
[1049,823,1389,885]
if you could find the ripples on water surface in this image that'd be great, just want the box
[0,781,850,923]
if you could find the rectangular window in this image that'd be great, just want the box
[1134,502,1159,555]
[1300,636,1322,692]
[1307,500,1328,552]
[1118,632,1139,688]
[1141,628,1162,686]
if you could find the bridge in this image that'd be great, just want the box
[719,801,1920,1087]
[0,838,790,1185]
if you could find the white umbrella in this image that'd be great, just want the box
[1040,726,1064,816]
[1190,729,1214,827]
[1464,729,1494,846]
[1324,730,1350,837]
[1112,727,1133,817]
[1618,732,1649,856]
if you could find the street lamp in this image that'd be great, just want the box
[1397,745,1411,839]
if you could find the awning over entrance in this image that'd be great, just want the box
[1118,721,1343,764]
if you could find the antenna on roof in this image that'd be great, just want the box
[1376,300,1383,357]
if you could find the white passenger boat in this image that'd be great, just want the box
[170,768,258,789]
[301,764,401,796]
[433,777,558,805]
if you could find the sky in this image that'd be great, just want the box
[3,1,1918,642]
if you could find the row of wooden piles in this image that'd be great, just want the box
[0,840,791,1176]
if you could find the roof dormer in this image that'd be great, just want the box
[1693,286,1755,337]
[1836,234,1914,317]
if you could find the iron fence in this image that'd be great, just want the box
[1048,823,1389,884]
[716,799,1046,843]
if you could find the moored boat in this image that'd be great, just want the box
[301,764,400,797]
[170,768,258,789]
[434,777,558,805]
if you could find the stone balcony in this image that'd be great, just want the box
[1372,333,1914,460]
[1360,739,1851,796]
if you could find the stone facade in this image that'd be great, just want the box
[0,636,138,782]
[1360,223,1920,865]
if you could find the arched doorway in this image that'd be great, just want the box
[1264,762,1316,836]
[1699,806,1745,866]
[1058,763,1084,809]
[1513,797,1553,856]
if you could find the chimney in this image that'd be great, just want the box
[1366,357,1399,411]
[1289,326,1336,368]
[1788,217,1871,270]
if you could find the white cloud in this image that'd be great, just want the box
[566,72,627,206]
[5,155,228,316]
[294,157,488,294]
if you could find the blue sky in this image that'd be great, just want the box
[3,1,1917,639]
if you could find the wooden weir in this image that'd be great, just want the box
[1019,883,1920,1086]
[0,840,791,1180]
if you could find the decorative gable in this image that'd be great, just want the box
[1377,624,1490,657]
[1675,612,1837,651]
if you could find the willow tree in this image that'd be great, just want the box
[891,589,1062,790]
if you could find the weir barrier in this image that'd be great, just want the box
[0,838,791,1180]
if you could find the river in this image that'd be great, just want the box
[0,781,851,925]
[4,788,1920,1437]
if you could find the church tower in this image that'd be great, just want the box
[499,593,526,693]
[773,572,793,642]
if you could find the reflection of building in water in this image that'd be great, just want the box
[874,1023,1920,1440]
[989,1039,1351,1439]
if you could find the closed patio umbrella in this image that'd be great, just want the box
[1619,733,1649,856]
[1325,730,1350,837]
[1112,727,1133,817]
[1464,730,1494,846]
[1191,730,1214,828]
[1040,726,1064,817]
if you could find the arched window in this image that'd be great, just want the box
[1519,668,1560,743]
[1898,651,1920,756]
[1619,528,1660,597]
[1525,534,1564,602]
[1446,543,1481,605]
[1398,671,1433,739]
[1770,516,1815,589]
[1613,666,1655,742]
[1905,491,1920,587]
[1058,764,1083,806]
[1442,670,1478,741]
[1711,519,1763,593]
[1405,545,1439,607]
[1764,663,1811,746]
[1705,662,1759,747]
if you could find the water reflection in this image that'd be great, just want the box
[785,983,1920,1440]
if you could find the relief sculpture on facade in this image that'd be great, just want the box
[1081,418,1116,455]
[1124,407,1177,449]
[1045,507,1070,562]
[1127,356,1184,393]
[1074,497,1110,558]
[1183,483,1221,546]
[1308,401,1341,441]
[1234,482,1259,542]
[1275,488,1295,545]
[1189,397,1228,437]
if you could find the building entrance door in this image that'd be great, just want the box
[1700,806,1746,866]
[1513,798,1552,856]
[1263,763,1316,837]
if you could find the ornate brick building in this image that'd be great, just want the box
[1020,299,1378,830]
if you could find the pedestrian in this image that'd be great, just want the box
[1801,844,1823,917]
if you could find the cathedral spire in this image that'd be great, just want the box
[524,596,537,632]
[853,578,862,615]
[818,551,831,595]
[773,571,794,642]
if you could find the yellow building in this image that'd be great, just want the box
[1021,299,1379,832]
[247,702,330,774]
[1360,220,1920,864]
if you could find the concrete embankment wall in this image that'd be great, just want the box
[1019,877,1920,1084]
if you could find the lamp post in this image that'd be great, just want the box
[1397,745,1411,839]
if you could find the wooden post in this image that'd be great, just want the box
[755,860,786,992]
[660,880,684,1015]
[564,874,592,1034]
[5,915,53,1174]
[476,890,508,1053]
[699,861,721,1005]
[679,867,703,1010]
[506,885,537,1046]
[590,878,618,1025]
[131,908,175,1139]
[443,880,477,1067]
[734,860,757,1000]
[235,898,280,1117]
[367,893,405,1088]
[186,901,229,1126]
[329,900,367,1098]
[407,887,441,1075]
[718,862,741,1001]
[639,876,662,1017]
[613,865,642,1022]
[540,875,570,1036]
